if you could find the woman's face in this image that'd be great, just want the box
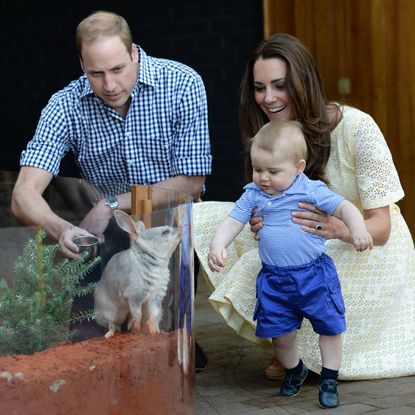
[253,57,294,121]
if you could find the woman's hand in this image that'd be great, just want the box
[249,208,263,241]
[291,202,349,242]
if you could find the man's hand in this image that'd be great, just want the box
[58,224,97,259]
[57,200,113,259]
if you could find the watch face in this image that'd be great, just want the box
[105,196,119,209]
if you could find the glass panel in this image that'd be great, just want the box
[0,177,194,414]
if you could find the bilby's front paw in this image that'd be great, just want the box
[146,322,160,335]
[104,330,115,339]
[131,321,141,333]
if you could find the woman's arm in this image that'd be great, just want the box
[291,202,391,246]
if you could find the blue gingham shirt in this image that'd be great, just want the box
[20,45,212,196]
[230,173,345,266]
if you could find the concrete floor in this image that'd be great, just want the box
[195,276,415,415]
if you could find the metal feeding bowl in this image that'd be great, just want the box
[72,235,99,259]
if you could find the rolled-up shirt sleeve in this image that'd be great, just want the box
[20,98,70,176]
[170,75,212,176]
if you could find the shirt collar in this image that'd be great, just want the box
[243,173,309,197]
[284,173,309,195]
[136,45,157,88]
[80,77,94,99]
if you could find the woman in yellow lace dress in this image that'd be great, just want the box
[193,33,415,380]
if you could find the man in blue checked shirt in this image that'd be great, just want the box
[11,10,211,368]
[11,10,211,259]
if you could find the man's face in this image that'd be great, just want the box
[80,36,139,116]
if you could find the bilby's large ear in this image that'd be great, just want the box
[134,220,146,234]
[113,210,140,239]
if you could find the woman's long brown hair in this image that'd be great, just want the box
[239,33,339,183]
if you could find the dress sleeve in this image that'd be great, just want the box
[353,113,404,209]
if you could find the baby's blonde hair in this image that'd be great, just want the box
[250,120,308,162]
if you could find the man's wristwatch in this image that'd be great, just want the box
[104,195,119,210]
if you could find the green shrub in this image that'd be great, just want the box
[0,229,100,355]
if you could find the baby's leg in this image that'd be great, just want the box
[274,330,308,398]
[272,330,298,369]
[318,334,342,409]
[319,333,342,370]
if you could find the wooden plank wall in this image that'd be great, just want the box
[263,0,415,237]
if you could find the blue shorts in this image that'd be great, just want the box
[254,253,346,338]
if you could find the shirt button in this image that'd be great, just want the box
[267,201,272,206]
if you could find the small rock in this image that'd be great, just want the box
[0,371,13,384]
[49,379,66,393]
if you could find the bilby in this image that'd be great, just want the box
[94,209,182,339]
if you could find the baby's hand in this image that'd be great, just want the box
[350,229,373,252]
[208,245,228,272]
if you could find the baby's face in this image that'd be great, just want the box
[251,146,300,196]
